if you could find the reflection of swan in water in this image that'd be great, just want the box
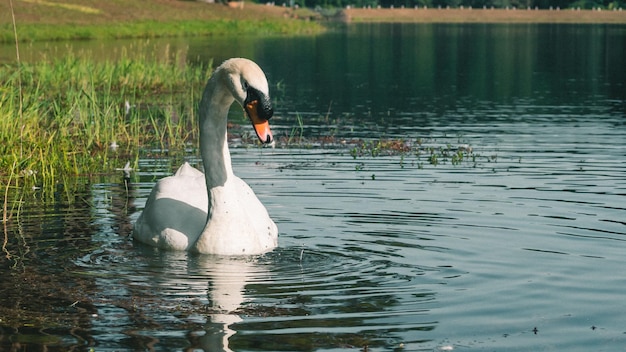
[133,58,278,255]
[189,255,261,352]
[97,248,261,351]
[201,258,252,351]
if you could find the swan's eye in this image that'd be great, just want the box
[242,80,249,91]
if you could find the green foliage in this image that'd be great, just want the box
[0,46,211,191]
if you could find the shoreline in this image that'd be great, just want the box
[1,2,625,43]
[342,8,626,24]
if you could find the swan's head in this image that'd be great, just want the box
[221,58,274,144]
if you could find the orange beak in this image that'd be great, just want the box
[246,100,273,144]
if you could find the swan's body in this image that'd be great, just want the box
[133,58,278,255]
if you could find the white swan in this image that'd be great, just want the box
[133,58,278,255]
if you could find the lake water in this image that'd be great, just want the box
[1,23,626,351]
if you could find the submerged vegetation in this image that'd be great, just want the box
[348,138,477,167]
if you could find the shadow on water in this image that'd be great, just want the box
[0,181,110,348]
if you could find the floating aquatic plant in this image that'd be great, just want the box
[347,137,480,167]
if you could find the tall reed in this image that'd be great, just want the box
[0,45,212,195]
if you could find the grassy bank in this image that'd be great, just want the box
[342,7,626,23]
[1,18,324,42]
[0,0,324,42]
[0,46,210,193]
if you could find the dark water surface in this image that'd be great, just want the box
[1,24,625,351]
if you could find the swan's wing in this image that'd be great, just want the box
[175,162,204,177]
[134,169,208,250]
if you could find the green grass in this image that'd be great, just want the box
[0,18,324,43]
[0,45,211,193]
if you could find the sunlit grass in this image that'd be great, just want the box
[0,18,325,43]
[0,45,211,194]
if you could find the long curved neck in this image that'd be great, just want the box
[199,71,234,189]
